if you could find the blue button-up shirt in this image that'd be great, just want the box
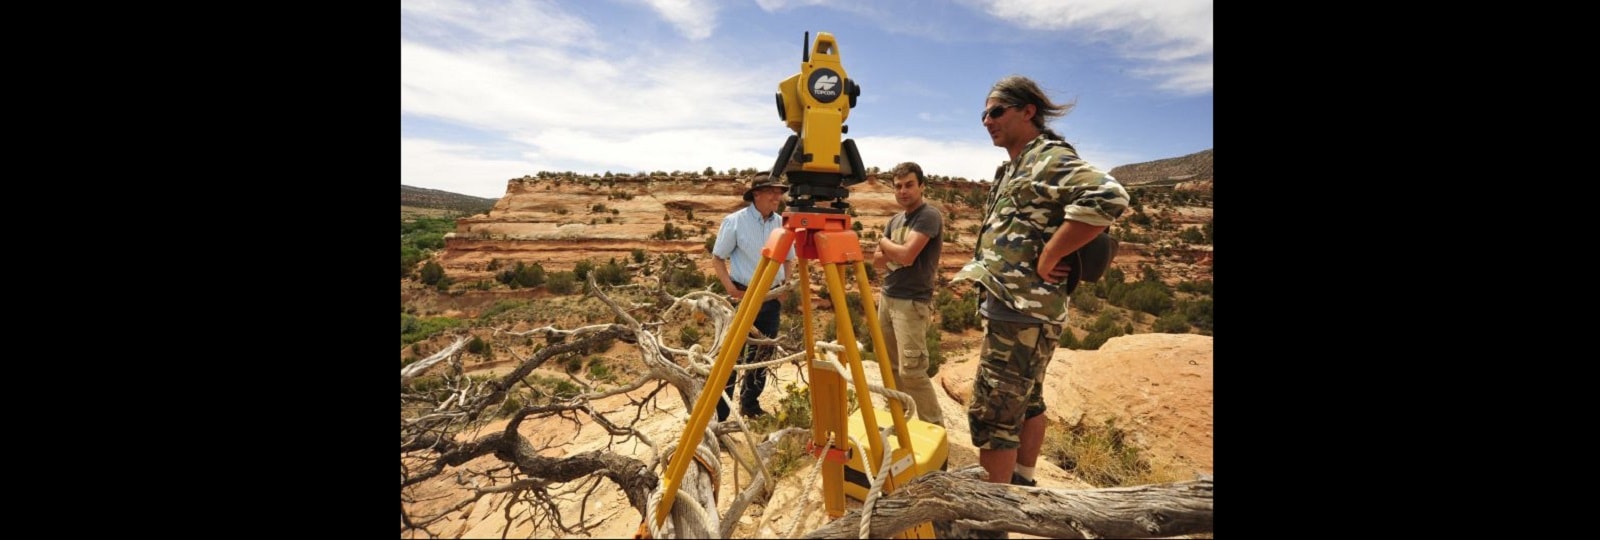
[712,205,793,285]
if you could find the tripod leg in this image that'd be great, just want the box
[821,262,888,478]
[852,260,919,457]
[649,254,784,533]
[800,258,848,519]
[835,261,938,540]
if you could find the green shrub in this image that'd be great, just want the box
[467,335,488,354]
[401,246,424,278]
[1071,287,1102,313]
[1088,312,1118,333]
[401,216,456,236]
[631,249,646,264]
[546,271,578,294]
[587,357,612,381]
[420,261,445,285]
[574,260,595,281]
[1103,267,1126,285]
[1059,328,1081,349]
[1139,265,1162,283]
[594,259,628,286]
[1119,281,1174,316]
[680,326,702,347]
[1176,279,1213,295]
[936,288,980,332]
[1179,298,1213,335]
[1126,212,1153,228]
[1152,311,1190,333]
[776,382,812,429]
[663,267,708,296]
[552,380,580,399]
[401,316,463,347]
[479,300,528,320]
[1079,327,1123,350]
[518,262,546,287]
[497,394,523,417]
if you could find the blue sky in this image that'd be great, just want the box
[401,0,1213,199]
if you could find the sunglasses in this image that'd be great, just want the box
[982,104,1017,122]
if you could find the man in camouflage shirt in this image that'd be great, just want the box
[952,75,1129,487]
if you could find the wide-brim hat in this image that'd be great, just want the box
[1064,231,1121,294]
[743,171,789,202]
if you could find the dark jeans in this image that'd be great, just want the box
[717,285,781,421]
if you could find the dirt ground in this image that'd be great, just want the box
[402,325,1211,539]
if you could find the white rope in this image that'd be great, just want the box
[809,344,918,421]
[647,425,725,539]
[646,487,664,539]
[851,432,895,540]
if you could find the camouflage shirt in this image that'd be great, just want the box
[953,135,1129,324]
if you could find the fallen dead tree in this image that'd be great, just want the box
[805,466,1212,539]
[400,263,1214,538]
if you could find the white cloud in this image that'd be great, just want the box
[400,0,600,46]
[401,39,775,133]
[516,127,785,174]
[854,135,1008,183]
[638,0,719,40]
[400,0,1201,198]
[754,0,837,12]
[402,138,550,199]
[855,135,1146,183]
[981,0,1212,93]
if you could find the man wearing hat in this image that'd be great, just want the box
[710,171,796,421]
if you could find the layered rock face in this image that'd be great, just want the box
[437,173,987,285]
[435,164,1212,290]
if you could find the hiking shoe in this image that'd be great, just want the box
[1010,472,1037,487]
[741,407,769,418]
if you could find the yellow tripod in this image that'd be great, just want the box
[640,209,935,538]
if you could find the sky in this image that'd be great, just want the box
[401,0,1213,199]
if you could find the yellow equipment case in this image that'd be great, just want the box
[842,408,948,501]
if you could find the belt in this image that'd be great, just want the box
[731,281,781,293]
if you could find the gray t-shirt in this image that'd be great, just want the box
[980,289,1049,324]
[882,202,942,302]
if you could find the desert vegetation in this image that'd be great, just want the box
[400,270,1212,538]
[399,152,1214,538]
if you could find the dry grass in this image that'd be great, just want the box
[1041,419,1190,487]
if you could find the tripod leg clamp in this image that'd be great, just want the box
[805,440,852,464]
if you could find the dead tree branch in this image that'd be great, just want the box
[403,268,1213,540]
[800,466,1213,539]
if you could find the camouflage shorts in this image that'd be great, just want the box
[967,319,1061,450]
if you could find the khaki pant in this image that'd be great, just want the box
[877,293,944,426]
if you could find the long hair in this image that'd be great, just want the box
[987,75,1076,142]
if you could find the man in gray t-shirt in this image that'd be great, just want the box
[871,162,945,426]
